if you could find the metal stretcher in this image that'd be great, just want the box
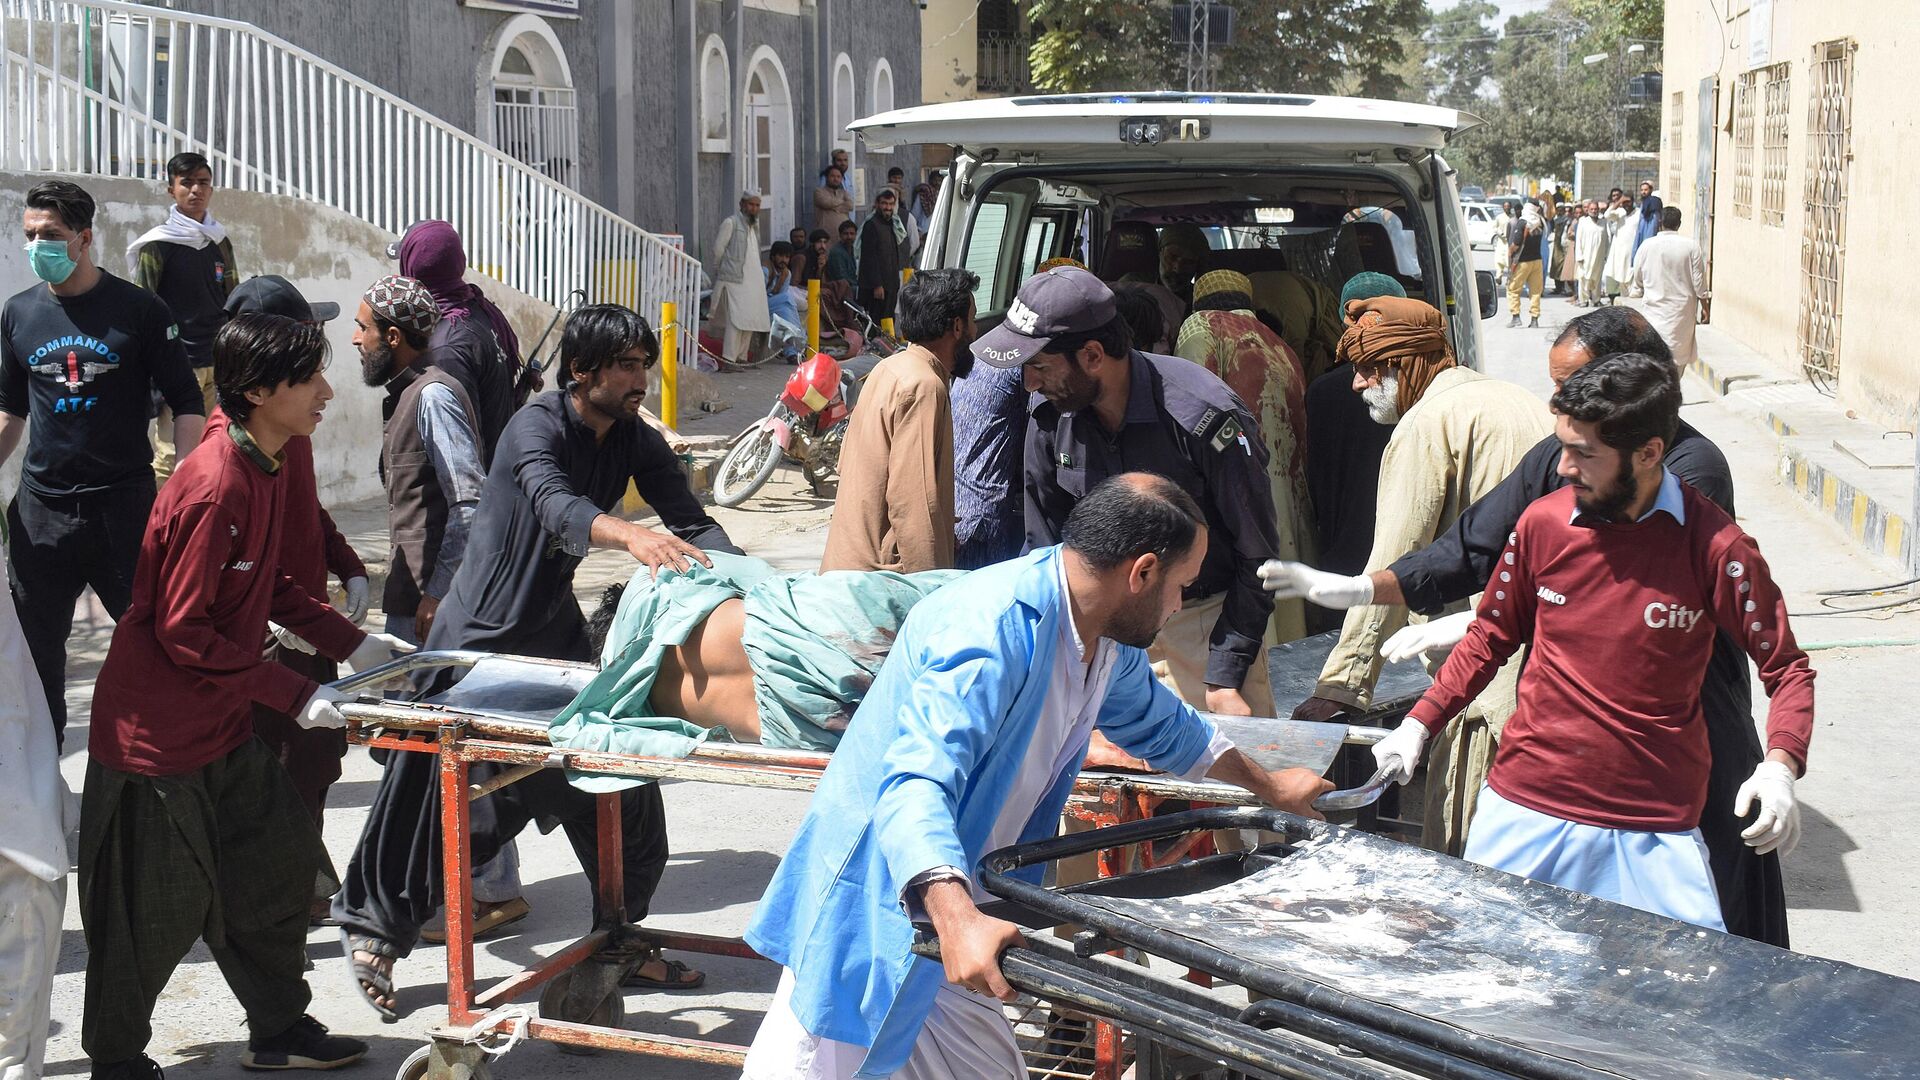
[333,634,1424,1079]
[931,806,1920,1080]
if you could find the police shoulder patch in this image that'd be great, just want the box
[1191,404,1242,453]
[1209,414,1244,454]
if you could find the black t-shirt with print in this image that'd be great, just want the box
[0,271,203,495]
[151,241,233,367]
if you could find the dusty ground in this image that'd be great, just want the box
[36,316,1920,1078]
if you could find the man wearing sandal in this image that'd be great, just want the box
[332,304,738,1018]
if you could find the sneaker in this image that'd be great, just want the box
[92,1055,165,1080]
[1529,316,1540,328]
[242,1016,368,1071]
[1507,315,1521,328]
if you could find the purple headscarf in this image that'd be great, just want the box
[396,220,522,367]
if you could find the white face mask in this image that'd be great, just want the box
[1362,370,1402,425]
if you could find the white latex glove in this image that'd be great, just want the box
[342,575,371,627]
[1256,561,1374,609]
[1371,717,1432,785]
[1381,611,1475,664]
[1734,760,1801,857]
[268,621,317,655]
[299,685,348,730]
[347,631,417,673]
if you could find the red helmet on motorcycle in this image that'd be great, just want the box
[781,352,845,419]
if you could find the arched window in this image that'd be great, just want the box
[741,46,796,236]
[831,53,856,156]
[485,15,578,188]
[867,58,895,119]
[699,36,731,154]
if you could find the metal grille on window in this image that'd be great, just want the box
[1798,40,1854,392]
[490,42,579,190]
[1731,71,1757,218]
[1760,62,1791,227]
[1669,91,1686,197]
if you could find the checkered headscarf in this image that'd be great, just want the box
[364,275,440,337]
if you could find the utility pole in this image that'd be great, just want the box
[1584,39,1660,188]
[1185,2,1212,92]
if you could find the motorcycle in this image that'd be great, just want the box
[711,350,875,506]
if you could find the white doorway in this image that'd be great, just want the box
[741,46,795,239]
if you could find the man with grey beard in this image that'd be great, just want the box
[1257,295,1548,855]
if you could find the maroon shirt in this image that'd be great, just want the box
[90,424,365,776]
[205,407,366,597]
[1409,480,1815,832]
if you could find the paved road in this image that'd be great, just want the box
[38,295,1920,1078]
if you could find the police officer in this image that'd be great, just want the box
[973,266,1280,716]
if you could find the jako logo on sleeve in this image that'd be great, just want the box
[1536,585,1566,605]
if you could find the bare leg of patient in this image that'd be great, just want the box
[649,598,762,743]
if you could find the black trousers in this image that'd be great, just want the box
[5,478,155,742]
[1697,637,1791,947]
[332,739,669,957]
[79,739,324,1064]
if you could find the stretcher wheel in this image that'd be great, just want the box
[538,965,626,1055]
[397,1040,492,1080]
[395,1045,431,1080]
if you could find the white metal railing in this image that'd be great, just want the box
[0,0,700,340]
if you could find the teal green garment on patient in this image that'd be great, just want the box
[741,566,962,749]
[547,552,960,792]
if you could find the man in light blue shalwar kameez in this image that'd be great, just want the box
[740,474,1334,1080]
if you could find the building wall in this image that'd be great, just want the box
[161,2,922,265]
[920,0,980,105]
[1662,0,1919,430]
[161,2,605,206]
[687,0,922,262]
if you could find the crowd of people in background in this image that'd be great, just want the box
[1492,180,1707,350]
[703,155,944,367]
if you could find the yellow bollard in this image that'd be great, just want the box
[659,301,679,431]
[901,266,914,286]
[881,317,895,339]
[806,279,821,354]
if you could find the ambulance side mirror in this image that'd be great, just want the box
[1475,270,1497,320]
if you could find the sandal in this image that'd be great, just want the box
[420,897,532,944]
[623,953,705,991]
[341,930,401,1022]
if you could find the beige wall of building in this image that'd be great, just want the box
[920,0,980,105]
[1662,0,1918,430]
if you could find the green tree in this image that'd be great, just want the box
[1424,0,1500,109]
[1426,0,1662,187]
[1568,0,1662,42]
[1024,0,1427,97]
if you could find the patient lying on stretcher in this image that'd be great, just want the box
[550,552,962,759]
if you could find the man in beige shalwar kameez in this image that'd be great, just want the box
[1262,296,1551,855]
[707,193,770,365]
[820,268,980,574]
